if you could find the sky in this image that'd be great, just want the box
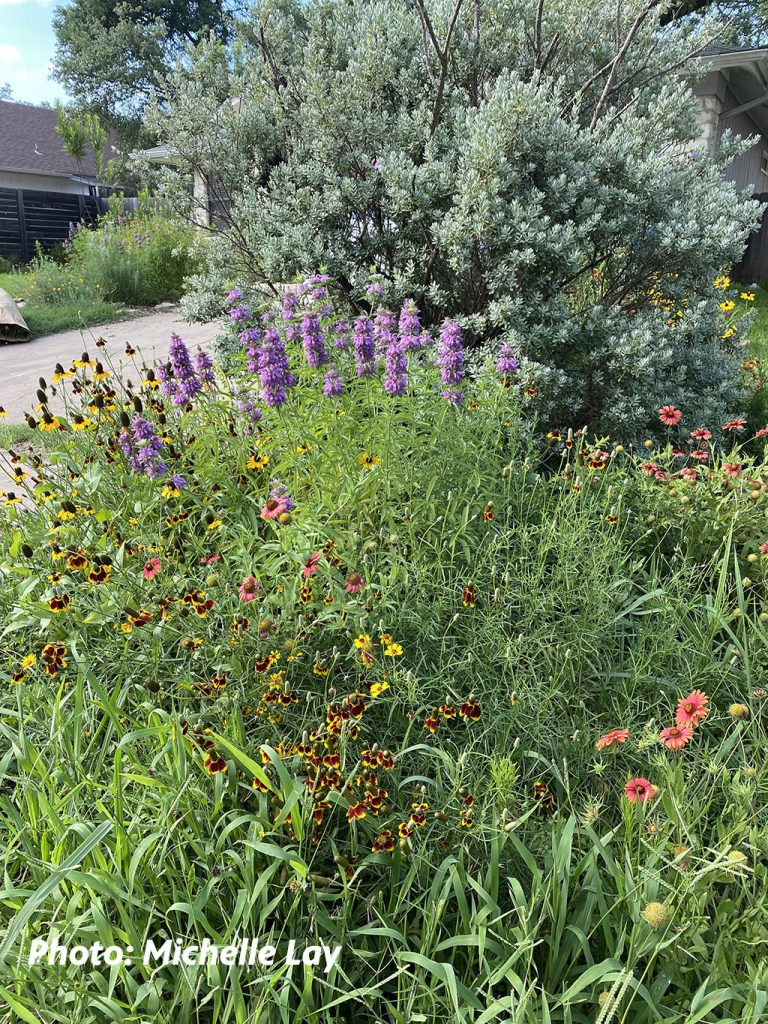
[0,0,68,106]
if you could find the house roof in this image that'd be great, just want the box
[0,99,109,179]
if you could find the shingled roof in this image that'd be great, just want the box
[0,99,105,178]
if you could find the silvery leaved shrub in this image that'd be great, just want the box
[141,0,763,438]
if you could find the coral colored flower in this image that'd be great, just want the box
[625,777,656,803]
[596,728,630,750]
[659,405,682,426]
[142,557,161,580]
[238,576,262,602]
[200,553,221,565]
[690,449,709,461]
[760,542,768,556]
[345,571,365,593]
[690,427,711,441]
[659,724,693,749]
[724,462,742,478]
[676,689,709,727]
[721,417,747,433]
[303,553,321,577]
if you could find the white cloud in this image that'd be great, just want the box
[0,43,23,62]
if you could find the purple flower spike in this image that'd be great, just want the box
[384,337,408,396]
[331,319,349,349]
[399,299,422,350]
[374,308,397,356]
[353,315,376,377]
[258,314,294,408]
[301,310,329,368]
[194,348,215,385]
[438,319,464,404]
[497,342,519,376]
[323,367,343,396]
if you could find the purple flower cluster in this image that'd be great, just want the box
[497,342,519,376]
[240,327,261,373]
[374,308,397,355]
[230,305,250,323]
[262,481,296,520]
[331,319,349,349]
[157,333,202,406]
[437,319,464,404]
[301,310,329,368]
[258,314,295,407]
[119,416,168,479]
[384,336,408,396]
[399,299,422,350]
[194,348,215,385]
[238,397,263,424]
[323,368,343,396]
[353,316,376,377]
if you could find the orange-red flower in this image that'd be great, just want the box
[659,724,693,749]
[659,405,682,426]
[625,777,656,803]
[676,690,709,728]
[143,557,161,580]
[596,728,630,750]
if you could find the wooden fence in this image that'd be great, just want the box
[0,187,106,262]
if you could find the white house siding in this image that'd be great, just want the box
[0,170,90,194]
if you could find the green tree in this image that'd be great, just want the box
[51,0,240,143]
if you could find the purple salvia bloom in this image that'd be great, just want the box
[238,397,263,423]
[194,348,215,385]
[374,307,397,356]
[258,314,295,408]
[303,274,330,301]
[169,473,187,490]
[323,367,343,396]
[166,333,202,405]
[301,310,329,368]
[331,318,349,349]
[225,288,243,304]
[398,299,422,350]
[230,305,250,323]
[353,315,376,377]
[384,337,408,396]
[497,342,519,376]
[121,416,168,479]
[438,319,464,404]
[366,282,382,298]
[240,327,262,373]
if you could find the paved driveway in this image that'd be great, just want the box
[0,310,221,422]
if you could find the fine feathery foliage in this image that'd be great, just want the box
[143,0,762,437]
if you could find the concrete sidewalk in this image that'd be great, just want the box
[0,310,220,422]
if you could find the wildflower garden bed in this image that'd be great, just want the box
[0,276,766,1023]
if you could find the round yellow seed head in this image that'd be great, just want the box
[641,901,670,929]
[726,850,748,866]
[729,703,749,720]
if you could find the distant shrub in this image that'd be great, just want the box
[28,193,199,308]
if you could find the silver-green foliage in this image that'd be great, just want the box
[143,0,762,436]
